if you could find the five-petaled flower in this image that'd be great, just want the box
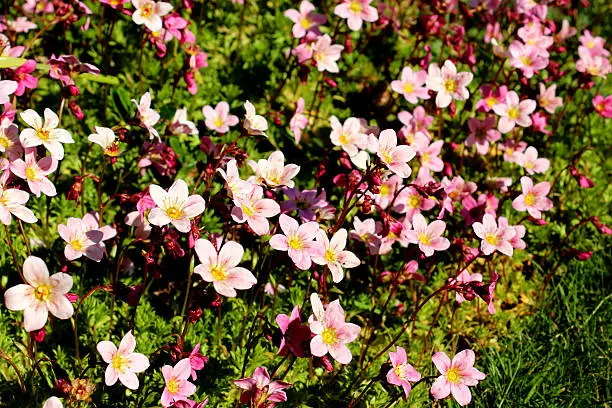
[430,350,486,406]
[512,176,553,219]
[19,108,74,160]
[96,331,150,390]
[148,179,206,233]
[387,346,421,399]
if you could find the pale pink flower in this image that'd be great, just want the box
[248,150,300,188]
[334,0,378,31]
[576,49,611,78]
[329,116,368,156]
[512,176,552,219]
[194,239,256,297]
[376,129,416,178]
[453,270,484,303]
[88,126,120,157]
[11,148,58,197]
[312,228,360,283]
[0,118,22,160]
[217,159,251,197]
[493,91,536,133]
[169,108,198,135]
[499,217,526,250]
[430,350,486,406]
[284,1,327,38]
[390,67,429,103]
[6,17,37,33]
[466,117,500,155]
[419,140,444,172]
[372,174,402,210]
[4,256,73,332]
[203,101,238,134]
[515,146,549,174]
[349,216,381,255]
[579,30,610,58]
[231,185,280,235]
[475,85,507,113]
[517,25,553,53]
[309,294,361,364]
[19,108,74,160]
[394,186,436,221]
[82,212,116,249]
[387,346,421,399]
[131,92,160,139]
[58,217,104,261]
[0,186,37,225]
[0,79,17,105]
[312,35,344,73]
[426,60,473,108]
[234,367,291,405]
[442,176,477,203]
[131,0,172,32]
[472,214,515,256]
[43,397,63,408]
[243,100,268,137]
[537,83,562,114]
[148,179,206,233]
[555,20,576,44]
[269,214,323,270]
[161,359,196,408]
[290,97,308,144]
[404,213,450,257]
[398,106,434,135]
[97,331,150,390]
[500,139,527,163]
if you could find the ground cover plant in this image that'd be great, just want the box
[0,0,610,406]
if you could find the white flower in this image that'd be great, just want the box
[131,0,173,32]
[19,108,74,160]
[247,151,300,188]
[0,185,37,225]
[243,100,268,137]
[88,126,120,157]
[148,180,206,233]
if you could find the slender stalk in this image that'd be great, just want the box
[3,224,23,281]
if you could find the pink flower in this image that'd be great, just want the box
[515,146,550,174]
[284,1,326,38]
[276,305,311,357]
[430,350,486,406]
[472,214,515,256]
[96,331,150,390]
[243,100,268,137]
[475,85,507,113]
[500,139,527,163]
[419,139,444,172]
[512,176,552,219]
[203,101,238,133]
[493,91,536,133]
[508,41,548,78]
[593,95,612,118]
[194,239,256,297]
[576,48,611,78]
[248,150,300,189]
[329,116,368,156]
[0,185,37,225]
[426,60,473,108]
[169,108,198,135]
[453,270,483,303]
[187,343,207,380]
[0,79,17,105]
[4,256,73,332]
[161,358,196,407]
[312,228,360,283]
[387,346,421,399]
[311,35,344,73]
[43,397,63,408]
[334,0,378,31]
[234,366,291,406]
[376,129,415,178]
[466,116,500,155]
[499,217,526,250]
[148,179,206,233]
[269,214,323,270]
[390,67,429,103]
[132,92,160,139]
[289,97,308,144]
[404,213,450,257]
[579,30,610,58]
[0,118,22,160]
[393,186,436,221]
[349,216,381,255]
[11,147,58,197]
[19,108,74,160]
[537,83,562,114]
[231,185,280,235]
[58,217,105,262]
[309,294,361,364]
[131,0,173,32]
[13,60,38,96]
[164,13,189,41]
[217,159,250,197]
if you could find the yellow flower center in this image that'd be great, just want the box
[408,194,421,209]
[165,206,182,220]
[214,117,224,128]
[349,0,362,13]
[486,97,498,108]
[507,106,520,120]
[321,327,337,345]
[379,184,390,197]
[485,233,499,246]
[71,238,84,251]
[443,79,456,93]
[520,56,532,67]
[446,367,462,384]
[166,378,180,394]
[104,142,120,157]
[418,232,431,246]
[403,82,415,94]
[324,248,337,263]
[34,285,51,302]
[524,192,535,206]
[524,161,535,170]
[587,40,594,49]
[288,236,303,250]
[111,354,129,373]
[382,151,393,164]
[395,364,409,380]
[25,167,37,180]
[338,133,349,146]
[300,18,311,29]
[0,135,10,149]
[141,4,153,19]
[37,128,51,143]
[210,265,227,281]
[242,205,254,217]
